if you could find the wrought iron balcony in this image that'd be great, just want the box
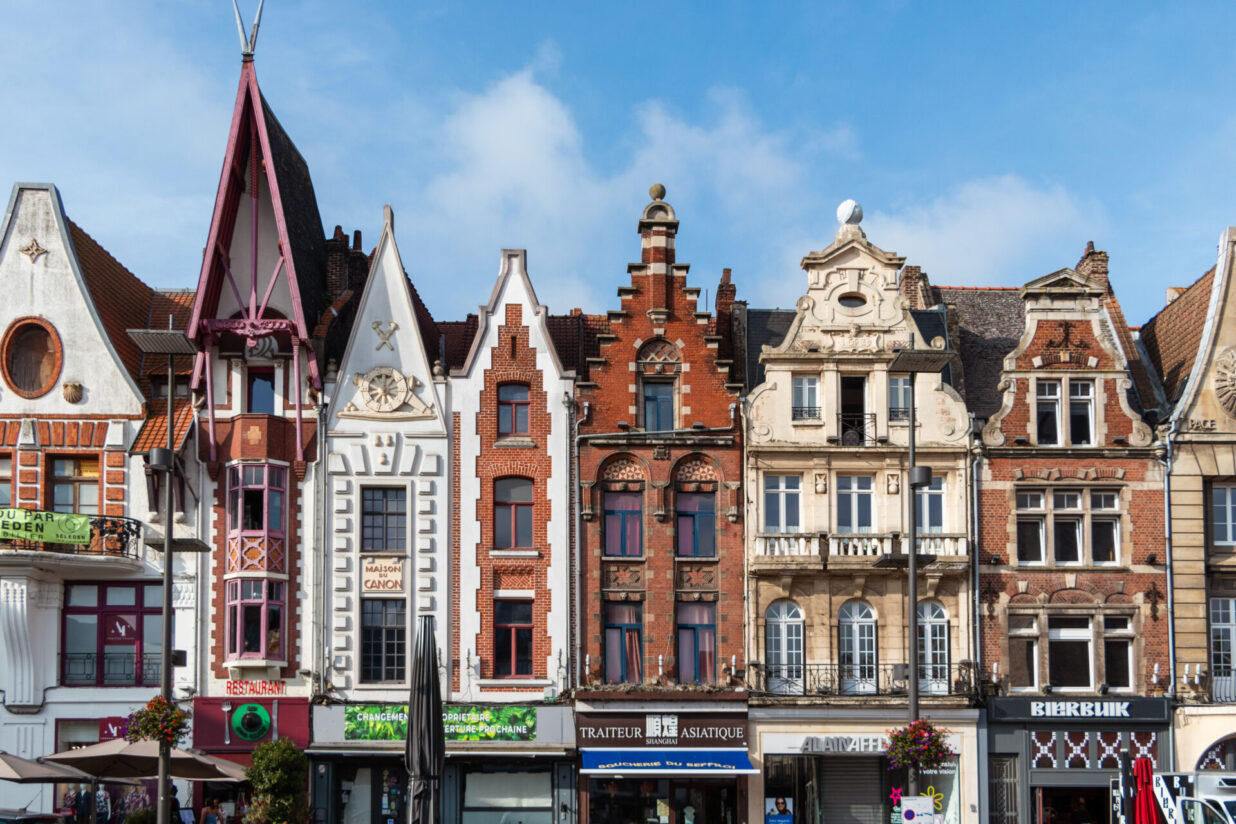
[750,662,975,698]
[792,406,822,421]
[835,412,877,446]
[1,515,142,559]
[61,652,161,687]
[1212,674,1236,703]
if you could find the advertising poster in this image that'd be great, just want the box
[765,796,793,824]
[343,704,537,742]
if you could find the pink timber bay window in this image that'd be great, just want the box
[226,579,285,660]
[227,464,286,538]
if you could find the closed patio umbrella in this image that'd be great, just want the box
[406,615,444,824]
[1133,756,1160,824]
[0,751,100,784]
[45,739,246,782]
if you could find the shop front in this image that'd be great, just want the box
[986,697,1172,824]
[576,703,754,824]
[309,702,576,824]
[746,708,979,824]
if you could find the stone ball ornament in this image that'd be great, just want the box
[836,199,863,226]
[650,183,667,201]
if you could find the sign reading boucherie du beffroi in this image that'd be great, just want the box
[576,713,748,748]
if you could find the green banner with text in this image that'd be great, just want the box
[343,704,537,742]
[0,509,91,544]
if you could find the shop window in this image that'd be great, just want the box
[603,491,642,557]
[642,382,674,432]
[763,475,800,533]
[225,579,284,660]
[246,367,276,414]
[361,487,406,552]
[360,599,406,683]
[497,384,529,436]
[765,600,804,695]
[62,582,162,686]
[792,376,820,420]
[1212,598,1236,702]
[1104,615,1133,691]
[2,318,61,399]
[1069,381,1094,446]
[1047,615,1092,691]
[603,602,642,684]
[1213,485,1236,546]
[676,602,716,684]
[1016,487,1122,566]
[0,455,11,508]
[1036,381,1061,445]
[675,492,714,557]
[494,478,533,549]
[227,464,286,536]
[50,457,100,517]
[889,374,911,421]
[1007,615,1039,691]
[917,600,949,695]
[836,476,873,534]
[463,770,552,818]
[838,600,876,695]
[493,600,533,677]
[915,477,944,533]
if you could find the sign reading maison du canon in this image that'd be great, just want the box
[577,713,747,748]
[987,697,1170,724]
[361,557,405,593]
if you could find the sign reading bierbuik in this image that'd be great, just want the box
[344,704,537,742]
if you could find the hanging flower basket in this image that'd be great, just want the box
[125,696,191,745]
[884,719,954,771]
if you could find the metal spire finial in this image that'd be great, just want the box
[232,0,265,60]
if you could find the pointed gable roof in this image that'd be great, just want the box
[188,61,326,345]
[1141,267,1216,406]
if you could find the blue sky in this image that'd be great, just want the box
[3,1,1234,327]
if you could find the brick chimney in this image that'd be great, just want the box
[899,265,933,310]
[1076,241,1109,287]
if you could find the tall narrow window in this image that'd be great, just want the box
[838,600,877,695]
[1036,381,1061,445]
[361,488,407,552]
[836,476,873,534]
[643,382,674,432]
[889,375,912,422]
[1052,491,1082,565]
[604,603,642,685]
[1069,381,1094,446]
[1091,491,1120,564]
[1007,615,1038,691]
[676,492,715,557]
[1212,598,1236,703]
[0,456,12,508]
[676,603,716,684]
[915,477,944,533]
[228,465,285,536]
[1047,616,1092,690]
[247,367,276,415]
[494,600,533,677]
[1016,491,1045,564]
[498,384,530,436]
[604,491,642,557]
[792,376,820,420]
[1103,615,1133,691]
[765,601,804,695]
[918,601,950,695]
[361,599,406,682]
[50,457,100,517]
[763,475,800,533]
[225,579,284,660]
[1213,485,1236,546]
[494,478,533,549]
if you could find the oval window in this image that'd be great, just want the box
[2,318,61,398]
[838,292,867,308]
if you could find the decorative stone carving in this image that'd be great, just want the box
[603,563,644,590]
[62,382,82,404]
[1216,348,1236,418]
[19,239,46,263]
[886,473,900,494]
[372,321,398,350]
[340,367,435,420]
[676,563,717,591]
[814,473,827,493]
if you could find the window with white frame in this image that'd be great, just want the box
[1069,381,1094,446]
[1016,488,1122,566]
[792,376,820,421]
[1212,485,1236,546]
[1047,615,1092,691]
[836,475,873,534]
[1007,614,1038,690]
[1037,378,1098,447]
[916,477,944,533]
[1103,615,1133,691]
[763,475,800,533]
[1212,598,1236,702]
[1036,381,1061,445]
[889,375,911,422]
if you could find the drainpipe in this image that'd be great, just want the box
[1161,422,1178,702]
[316,399,328,698]
[970,416,982,685]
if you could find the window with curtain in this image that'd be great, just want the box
[836,476,873,534]
[675,492,715,557]
[604,491,642,557]
[494,478,533,548]
[604,602,643,684]
[915,477,944,533]
[676,602,716,684]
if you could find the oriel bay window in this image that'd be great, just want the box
[63,582,162,686]
[494,478,533,549]
[604,491,642,557]
[676,602,716,684]
[494,600,533,677]
[676,491,714,557]
[225,579,285,661]
[604,602,643,684]
[228,464,286,537]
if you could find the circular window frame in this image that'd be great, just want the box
[838,292,868,309]
[1,316,63,399]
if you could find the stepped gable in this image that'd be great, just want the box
[1140,267,1216,405]
[933,287,1024,420]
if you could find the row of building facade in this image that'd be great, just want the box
[1,54,1235,824]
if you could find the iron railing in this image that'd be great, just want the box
[792,406,822,421]
[1,515,142,559]
[61,652,161,687]
[750,662,975,697]
[1212,674,1236,703]
[836,413,877,446]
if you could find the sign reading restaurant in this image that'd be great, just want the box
[576,712,748,748]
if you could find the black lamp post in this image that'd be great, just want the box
[888,334,951,796]
[127,328,196,824]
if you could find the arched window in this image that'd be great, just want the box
[494,478,533,548]
[765,601,804,695]
[838,600,876,695]
[918,601,950,695]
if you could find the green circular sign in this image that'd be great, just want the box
[232,703,272,741]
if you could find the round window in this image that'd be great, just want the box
[838,292,867,308]
[2,318,62,398]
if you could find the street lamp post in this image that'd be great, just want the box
[128,328,196,824]
[889,334,951,797]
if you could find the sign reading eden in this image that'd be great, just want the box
[343,704,537,741]
[576,713,748,748]
[361,557,405,593]
[0,508,91,544]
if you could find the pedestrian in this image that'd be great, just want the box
[200,797,221,824]
[169,785,181,824]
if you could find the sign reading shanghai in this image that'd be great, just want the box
[344,704,537,742]
[0,508,91,544]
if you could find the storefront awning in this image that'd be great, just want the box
[580,748,757,776]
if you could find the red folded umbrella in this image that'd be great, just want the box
[1133,756,1161,824]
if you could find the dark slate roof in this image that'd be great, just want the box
[438,317,478,372]
[910,308,948,348]
[745,309,795,388]
[933,287,1025,419]
[1141,267,1215,406]
[260,94,328,333]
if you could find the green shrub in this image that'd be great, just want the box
[244,737,309,824]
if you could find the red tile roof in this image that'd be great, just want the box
[132,398,196,452]
[1140,267,1216,404]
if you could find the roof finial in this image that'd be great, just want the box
[233,0,265,61]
